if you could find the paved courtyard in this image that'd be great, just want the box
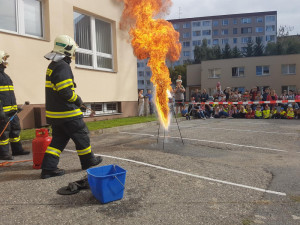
[0,118,299,224]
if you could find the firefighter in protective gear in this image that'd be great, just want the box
[0,51,30,160]
[41,35,102,179]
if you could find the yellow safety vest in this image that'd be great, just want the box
[255,110,262,117]
[263,109,270,119]
[287,109,294,118]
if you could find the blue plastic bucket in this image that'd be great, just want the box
[87,165,127,204]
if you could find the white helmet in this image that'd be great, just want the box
[52,35,78,57]
[0,50,9,66]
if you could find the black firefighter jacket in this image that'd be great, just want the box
[45,57,83,125]
[0,66,17,115]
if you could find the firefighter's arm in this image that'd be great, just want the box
[52,66,83,107]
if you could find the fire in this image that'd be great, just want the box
[119,0,181,129]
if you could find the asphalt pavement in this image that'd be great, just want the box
[0,118,299,225]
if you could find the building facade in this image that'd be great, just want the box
[186,54,300,100]
[138,11,277,93]
[0,0,138,129]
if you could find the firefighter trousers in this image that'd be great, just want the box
[41,118,95,170]
[0,114,24,156]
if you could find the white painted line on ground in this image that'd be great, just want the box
[182,126,299,136]
[120,132,288,153]
[64,149,286,196]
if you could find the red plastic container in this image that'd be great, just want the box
[32,129,52,169]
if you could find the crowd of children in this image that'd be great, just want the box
[182,87,300,120]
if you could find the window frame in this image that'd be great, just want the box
[208,68,221,79]
[232,67,245,77]
[74,11,114,72]
[256,66,270,76]
[82,102,119,117]
[281,64,296,75]
[0,0,45,39]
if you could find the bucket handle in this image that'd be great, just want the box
[113,165,125,189]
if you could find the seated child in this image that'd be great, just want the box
[280,108,287,119]
[271,107,279,119]
[286,104,295,119]
[263,104,271,119]
[255,105,263,119]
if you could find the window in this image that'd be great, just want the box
[241,37,252,43]
[192,31,201,37]
[0,0,43,38]
[232,67,245,77]
[233,19,238,25]
[82,102,118,116]
[146,71,151,77]
[207,39,211,45]
[173,24,179,30]
[266,15,276,22]
[202,21,210,26]
[241,18,251,24]
[233,38,238,44]
[257,17,263,23]
[213,29,218,35]
[221,29,228,35]
[282,86,296,93]
[192,40,201,46]
[183,23,190,29]
[233,28,238,34]
[183,41,190,47]
[137,62,144,68]
[192,21,201,27]
[256,27,263,33]
[256,36,263,42]
[146,80,151,85]
[241,27,252,34]
[266,25,275,32]
[208,68,221,78]
[183,51,190,57]
[74,12,114,71]
[213,21,219,26]
[256,66,270,76]
[138,80,145,85]
[222,19,229,26]
[282,64,296,75]
[183,32,190,38]
[222,39,228,45]
[266,35,275,42]
[213,39,219,45]
[202,30,211,35]
[138,71,144,77]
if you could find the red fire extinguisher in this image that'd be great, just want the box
[32,129,52,169]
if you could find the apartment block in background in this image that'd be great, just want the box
[137,11,277,93]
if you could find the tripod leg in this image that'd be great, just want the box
[157,123,160,144]
[163,128,165,150]
[172,105,184,145]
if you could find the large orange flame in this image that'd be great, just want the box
[119,0,182,129]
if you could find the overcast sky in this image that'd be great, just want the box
[165,0,300,34]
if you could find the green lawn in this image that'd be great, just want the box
[20,115,158,141]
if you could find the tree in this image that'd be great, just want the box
[278,25,294,37]
[244,41,254,57]
[212,45,222,59]
[253,38,264,56]
[194,45,202,63]
[222,43,232,59]
[169,64,187,87]
[231,46,242,58]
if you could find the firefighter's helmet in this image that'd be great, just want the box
[0,50,9,66]
[52,35,78,57]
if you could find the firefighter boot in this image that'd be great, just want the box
[81,155,103,170]
[11,142,30,156]
[41,168,65,179]
[12,149,30,156]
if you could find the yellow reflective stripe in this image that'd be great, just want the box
[9,136,20,143]
[77,146,91,156]
[68,92,78,102]
[46,69,53,76]
[56,79,73,91]
[0,85,14,91]
[46,109,82,118]
[45,146,61,157]
[0,139,9,145]
[3,105,18,112]
[45,81,56,90]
